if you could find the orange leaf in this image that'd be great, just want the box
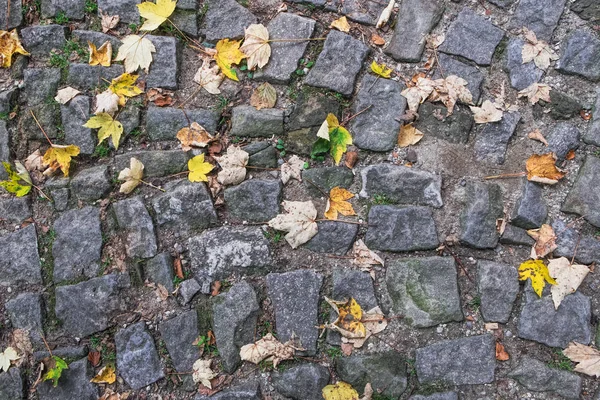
[566,149,576,160]
[324,187,356,220]
[87,351,101,367]
[496,342,509,361]
[211,281,222,297]
[173,256,184,279]
[371,33,385,46]
[525,153,566,184]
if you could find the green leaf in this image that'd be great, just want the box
[311,138,331,159]
[329,126,352,165]
[42,356,68,387]
[0,162,32,197]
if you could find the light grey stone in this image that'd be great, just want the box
[6,292,44,334]
[23,68,61,106]
[114,150,189,177]
[20,25,67,56]
[505,38,544,91]
[511,180,547,229]
[0,121,8,180]
[459,181,503,249]
[0,0,23,29]
[200,0,257,42]
[508,356,582,399]
[70,165,112,202]
[224,179,281,222]
[230,106,284,138]
[304,221,358,256]
[0,196,31,223]
[547,122,580,160]
[557,29,600,81]
[584,89,600,146]
[66,64,124,90]
[478,261,519,323]
[410,393,458,400]
[145,35,181,90]
[338,0,387,26]
[41,0,85,19]
[510,0,566,41]
[61,95,93,155]
[113,196,157,259]
[552,219,600,265]
[145,252,174,292]
[97,0,140,24]
[562,156,600,228]
[0,225,42,286]
[179,279,201,305]
[116,322,164,390]
[474,111,521,164]
[145,106,218,141]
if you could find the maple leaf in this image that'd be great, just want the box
[518,259,557,297]
[325,187,356,220]
[177,122,215,151]
[527,223,558,259]
[95,90,120,114]
[521,28,558,70]
[322,382,360,400]
[215,146,249,185]
[192,359,217,388]
[268,200,318,248]
[214,38,245,81]
[88,40,112,67]
[109,73,143,106]
[401,76,435,112]
[138,0,176,31]
[42,355,68,387]
[518,82,551,105]
[0,347,19,372]
[547,257,589,309]
[398,123,424,147]
[370,61,392,79]
[193,59,224,94]
[91,365,116,384]
[528,129,548,146]
[0,29,29,68]
[314,114,352,165]
[280,155,304,185]
[330,16,350,33]
[84,113,124,149]
[188,154,214,183]
[54,87,81,105]
[250,82,277,110]
[324,297,366,338]
[0,162,32,197]
[430,75,473,115]
[101,13,119,33]
[376,0,395,28]
[525,152,566,184]
[42,144,80,177]
[240,24,271,70]
[115,35,156,73]
[470,100,504,124]
[239,333,302,367]
[563,342,600,377]
[118,157,144,194]
[352,239,384,268]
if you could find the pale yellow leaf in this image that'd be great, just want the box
[215,146,249,185]
[115,35,156,73]
[240,24,270,70]
[192,359,217,388]
[470,100,504,124]
[118,157,144,194]
[280,155,304,185]
[563,342,600,377]
[548,257,589,309]
[330,16,350,33]
[376,0,395,29]
[54,87,81,105]
[397,123,424,147]
[268,200,318,248]
[193,59,224,94]
[518,83,551,105]
[95,90,120,114]
[88,40,112,67]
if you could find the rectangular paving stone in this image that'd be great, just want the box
[159,310,199,372]
[474,111,520,164]
[72,30,121,49]
[0,225,42,285]
[562,156,600,227]
[170,9,198,37]
[556,29,600,82]
[459,181,503,249]
[553,219,600,265]
[200,0,257,42]
[304,221,358,256]
[0,121,10,179]
[67,64,124,90]
[97,0,140,24]
[20,25,67,56]
[37,358,99,400]
[583,89,600,146]
[506,38,543,91]
[145,35,181,90]
[0,0,23,29]
[20,104,60,139]
[114,150,189,177]
[41,0,86,20]
[6,292,44,333]
[0,87,18,114]
[113,196,158,259]
[61,95,94,155]
[511,180,547,229]
[0,367,23,400]
[305,30,370,96]
[477,260,519,323]
[255,13,315,84]
[145,106,218,141]
[414,103,474,144]
[508,357,582,399]
[0,196,31,223]
[230,105,284,137]
[338,0,387,26]
[509,0,566,41]
[23,68,61,106]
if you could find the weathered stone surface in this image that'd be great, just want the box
[257,13,315,84]
[41,0,85,19]
[53,207,102,283]
[287,93,340,131]
[20,104,60,139]
[474,111,520,164]
[304,221,358,255]
[511,181,547,229]
[542,89,582,120]
[434,54,485,102]
[0,367,23,400]
[439,8,504,66]
[37,359,98,400]
[416,334,495,385]
[113,197,158,259]
[70,165,112,202]
[159,310,199,372]
[510,0,566,40]
[116,322,164,390]
[0,0,23,29]
[546,122,580,160]
[229,106,284,138]
[273,364,329,400]
[179,279,200,305]
[0,225,42,285]
[33,346,89,362]
[200,0,257,42]
[487,0,516,7]
[97,0,140,24]
[552,219,600,265]
[170,9,198,37]
[366,206,439,252]
[305,30,370,96]
[286,128,316,156]
[244,142,278,168]
[478,261,519,323]
[338,0,387,25]
[213,281,259,373]
[557,29,600,81]
[562,156,600,227]
[385,0,444,62]
[194,382,261,400]
[410,393,458,400]
[145,252,174,292]
[267,270,322,355]
[584,90,600,146]
[188,227,271,292]
[224,179,281,222]
[72,30,121,49]
[508,356,582,399]
[146,107,218,141]
[146,35,181,90]
[387,257,462,327]
[337,352,407,397]
[505,38,543,91]
[0,88,17,114]
[55,274,127,337]
[23,68,61,106]
[0,196,31,223]
[6,292,44,335]
[66,64,124,90]
[459,182,503,249]
[351,75,405,151]
[414,103,474,144]
[0,122,8,180]
[152,179,217,232]
[302,167,353,197]
[360,164,443,207]
[500,224,536,246]
[518,286,592,347]
[571,0,600,21]
[20,25,67,56]
[114,150,189,177]
[61,95,93,155]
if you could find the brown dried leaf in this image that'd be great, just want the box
[177,122,215,151]
[526,152,566,184]
[371,34,385,46]
[397,124,423,147]
[101,13,119,33]
[173,256,184,279]
[87,351,101,367]
[496,342,510,361]
[250,82,277,110]
[211,281,222,296]
[527,223,558,259]
[344,151,358,169]
[527,129,548,146]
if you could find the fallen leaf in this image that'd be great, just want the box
[563,342,600,377]
[0,162,32,197]
[325,187,356,220]
[426,33,445,48]
[470,100,504,124]
[118,157,144,194]
[352,239,384,268]
[198,375,230,396]
[565,149,576,160]
[397,123,424,147]
[88,41,112,67]
[239,333,303,367]
[177,122,215,151]
[109,73,143,106]
[0,347,19,372]
[268,200,318,248]
[518,82,551,105]
[521,27,558,70]
[188,153,214,183]
[525,152,566,184]
[101,13,120,33]
[193,59,224,94]
[485,322,499,331]
[401,75,472,115]
[370,61,392,79]
[156,283,169,301]
[10,329,32,360]
[83,113,124,149]
[99,388,128,400]
[376,0,395,28]
[214,38,245,81]
[496,342,510,361]
[0,29,29,68]
[547,257,590,309]
[240,24,271,70]
[215,146,248,185]
[580,109,592,121]
[281,155,305,185]
[192,359,217,388]
[330,16,350,33]
[527,129,548,146]
[316,113,337,141]
[95,90,120,114]
[42,355,68,387]
[328,116,353,165]
[146,88,173,106]
[360,383,373,400]
[371,33,385,46]
[324,297,366,338]
[24,150,44,172]
[115,35,156,73]
[54,87,81,104]
[518,259,557,297]
[88,351,101,367]
[174,256,183,279]
[527,223,558,259]
[341,343,354,356]
[250,82,277,110]
[345,151,358,169]
[91,365,116,384]
[42,144,81,177]
[137,0,176,31]
[211,281,222,296]
[322,381,360,400]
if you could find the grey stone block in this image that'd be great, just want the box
[474,111,521,164]
[505,38,543,91]
[302,167,353,197]
[20,25,67,56]
[0,224,42,285]
[146,35,181,90]
[509,0,566,41]
[224,179,281,222]
[61,95,94,155]
[562,156,600,228]
[23,68,61,106]
[459,181,503,249]
[66,64,124,90]
[273,364,329,400]
[113,196,157,259]
[478,260,519,323]
[434,54,485,102]
[413,103,474,144]
[70,165,112,202]
[41,0,86,19]
[114,150,189,177]
[200,0,257,42]
[37,359,98,400]
[230,106,284,138]
[511,180,547,229]
[0,196,31,223]
[97,0,140,24]
[145,106,218,141]
[0,0,23,29]
[508,356,582,399]
[304,221,358,255]
[116,322,164,390]
[336,352,407,397]
[159,310,199,372]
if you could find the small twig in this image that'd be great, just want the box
[304,178,329,197]
[245,165,279,171]
[40,335,53,357]
[314,218,365,225]
[367,76,380,92]
[266,37,327,43]
[341,105,373,126]
[445,247,474,282]
[324,255,354,259]
[484,172,527,180]
[167,371,192,375]
[163,171,189,179]
[30,110,53,146]
[571,234,581,265]
[433,48,445,78]
[138,179,166,192]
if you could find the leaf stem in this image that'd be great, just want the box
[341,105,372,126]
[266,37,327,43]
[314,218,365,225]
[245,165,279,171]
[30,110,53,146]
[138,179,166,192]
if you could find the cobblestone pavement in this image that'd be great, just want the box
[1,0,600,399]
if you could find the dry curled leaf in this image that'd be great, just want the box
[0,347,19,372]
[324,297,366,339]
[88,351,101,367]
[193,59,224,94]
[268,200,318,248]
[250,82,277,110]
[215,146,248,185]
[496,342,510,361]
[280,155,304,185]
[371,33,385,46]
[398,124,424,147]
[42,144,81,177]
[528,129,548,146]
[525,152,566,184]
[563,342,600,377]
[518,82,551,105]
[118,157,144,194]
[521,27,558,70]
[192,359,217,388]
[95,90,120,114]
[527,223,558,259]
[519,259,557,297]
[548,257,589,309]
[54,87,81,105]
[101,13,120,33]
[239,333,303,367]
[91,365,116,384]
[240,24,271,70]
[88,41,112,67]
[470,100,504,124]
[176,122,215,151]
[330,16,350,33]
[345,151,358,169]
[376,0,395,28]
[325,187,356,220]
[352,239,384,268]
[401,75,472,115]
[0,29,29,68]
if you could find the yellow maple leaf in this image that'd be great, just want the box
[370,61,392,79]
[115,35,156,73]
[83,113,124,150]
[90,365,116,384]
[88,40,112,67]
[325,187,356,220]
[326,297,366,338]
[322,382,360,400]
[42,144,80,177]
[240,24,271,70]
[109,73,143,106]
[0,29,29,68]
[138,0,176,31]
[188,154,214,182]
[214,39,246,81]
[518,259,557,297]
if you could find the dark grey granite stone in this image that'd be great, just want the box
[0,0,23,29]
[114,150,189,177]
[500,224,536,246]
[200,0,257,42]
[509,356,582,399]
[230,106,284,138]
[336,352,407,397]
[159,310,199,372]
[113,196,158,259]
[37,359,98,400]
[224,179,281,222]
[70,165,112,203]
[474,111,521,164]
[546,122,580,160]
[302,167,353,197]
[145,106,218,141]
[557,29,600,81]
[511,180,547,229]
[41,0,85,19]
[0,367,23,400]
[584,89,600,146]
[304,221,358,255]
[562,156,600,228]
[478,260,519,323]
[413,103,474,144]
[5,292,44,334]
[66,64,124,90]
[145,252,174,292]
[23,68,61,106]
[145,35,181,90]
[273,364,330,400]
[505,38,544,91]
[116,322,164,390]
[20,25,67,56]
[61,95,93,155]
[552,219,600,265]
[459,182,503,249]
[0,196,31,223]
[510,0,566,41]
[0,225,42,285]
[97,0,140,24]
